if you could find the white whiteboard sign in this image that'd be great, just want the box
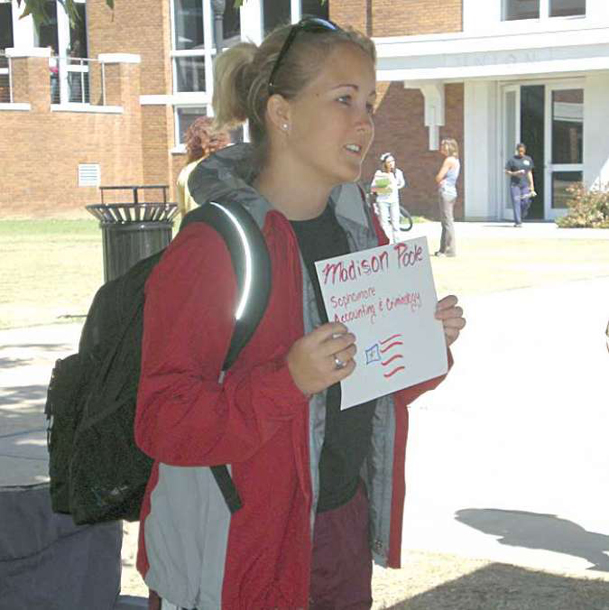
[315,236,448,409]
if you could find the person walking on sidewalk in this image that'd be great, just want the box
[135,17,466,610]
[371,152,406,243]
[505,142,536,227]
[435,138,460,257]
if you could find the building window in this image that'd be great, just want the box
[176,106,208,144]
[263,0,290,35]
[69,2,87,57]
[504,0,540,21]
[301,0,329,20]
[552,171,582,208]
[36,0,59,53]
[172,0,208,93]
[223,1,241,45]
[552,89,583,165]
[0,2,13,51]
[174,0,204,51]
[503,0,585,20]
[263,1,330,35]
[549,0,585,17]
[175,56,206,92]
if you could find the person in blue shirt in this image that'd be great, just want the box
[505,143,536,227]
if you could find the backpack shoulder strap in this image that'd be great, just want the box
[181,200,272,370]
[180,201,272,514]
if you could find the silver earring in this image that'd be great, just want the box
[283,123,288,130]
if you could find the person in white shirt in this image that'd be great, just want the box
[371,152,406,242]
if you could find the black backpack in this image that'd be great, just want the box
[45,201,272,525]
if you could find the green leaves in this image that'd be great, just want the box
[17,0,325,28]
[17,0,113,26]
[16,0,51,24]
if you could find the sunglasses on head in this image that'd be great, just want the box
[268,17,341,97]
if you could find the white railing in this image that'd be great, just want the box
[50,56,106,106]
[0,52,12,104]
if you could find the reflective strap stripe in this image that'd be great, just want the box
[209,201,253,321]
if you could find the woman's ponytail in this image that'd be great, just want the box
[212,42,257,130]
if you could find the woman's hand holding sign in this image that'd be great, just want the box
[435,295,466,347]
[287,322,357,396]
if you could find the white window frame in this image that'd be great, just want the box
[169,0,215,98]
[173,104,209,151]
[169,0,309,149]
[501,0,586,22]
[463,0,592,34]
[544,79,584,220]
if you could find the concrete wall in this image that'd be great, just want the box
[583,73,609,189]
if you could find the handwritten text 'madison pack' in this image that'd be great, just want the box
[320,242,424,286]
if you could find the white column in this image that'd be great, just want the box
[240,0,263,45]
[290,0,301,23]
[56,0,71,103]
[540,0,550,19]
[11,0,35,49]
[203,0,214,109]
[464,81,499,220]
[583,73,609,189]
[403,81,445,151]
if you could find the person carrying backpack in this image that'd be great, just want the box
[135,18,466,610]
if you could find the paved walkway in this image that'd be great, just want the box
[408,220,609,241]
[400,275,609,574]
[1,221,608,606]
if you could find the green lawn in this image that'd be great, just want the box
[0,220,103,329]
[1,219,608,329]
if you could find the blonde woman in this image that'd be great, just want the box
[435,138,460,257]
[136,18,465,610]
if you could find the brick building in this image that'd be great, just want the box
[1,0,608,221]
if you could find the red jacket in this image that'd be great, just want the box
[135,147,450,609]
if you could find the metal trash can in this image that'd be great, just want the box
[86,185,178,283]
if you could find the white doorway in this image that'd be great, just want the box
[499,80,584,221]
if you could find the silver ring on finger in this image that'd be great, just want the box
[334,355,346,370]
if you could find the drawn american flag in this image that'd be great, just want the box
[365,334,405,379]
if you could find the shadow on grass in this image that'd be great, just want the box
[381,563,609,609]
[456,509,609,573]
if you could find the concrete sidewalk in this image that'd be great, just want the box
[407,219,609,241]
[0,323,82,485]
[400,276,609,575]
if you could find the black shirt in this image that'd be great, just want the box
[290,205,376,513]
[505,154,534,187]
